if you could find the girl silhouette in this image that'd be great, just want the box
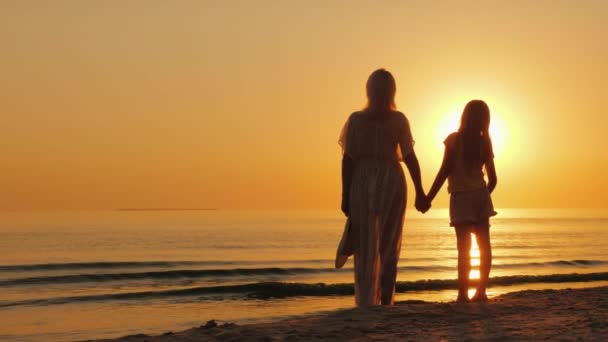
[427,100,497,303]
[339,69,428,306]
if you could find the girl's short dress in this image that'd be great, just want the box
[444,132,497,228]
[450,187,496,228]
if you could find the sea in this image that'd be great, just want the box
[1,208,607,341]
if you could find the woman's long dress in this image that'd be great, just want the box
[339,110,414,306]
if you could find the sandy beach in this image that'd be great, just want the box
[93,286,608,341]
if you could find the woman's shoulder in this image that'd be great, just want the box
[392,110,408,120]
[348,110,408,127]
[386,111,409,128]
[346,111,365,123]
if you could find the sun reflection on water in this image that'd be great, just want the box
[470,234,480,280]
[468,234,485,298]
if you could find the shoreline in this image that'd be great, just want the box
[92,286,608,341]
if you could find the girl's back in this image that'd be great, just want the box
[444,132,493,193]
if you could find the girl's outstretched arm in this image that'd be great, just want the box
[485,158,497,193]
[427,145,453,203]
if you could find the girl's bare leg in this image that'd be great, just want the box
[473,226,492,301]
[455,226,472,302]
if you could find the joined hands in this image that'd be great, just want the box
[415,194,431,214]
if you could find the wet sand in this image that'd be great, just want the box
[93,286,608,341]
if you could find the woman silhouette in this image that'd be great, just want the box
[339,69,428,306]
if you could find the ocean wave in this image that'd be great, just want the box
[0,260,335,273]
[4,257,597,273]
[0,267,330,286]
[0,265,453,286]
[1,272,606,308]
[495,260,608,268]
[0,257,443,273]
[0,261,225,272]
[1,260,606,287]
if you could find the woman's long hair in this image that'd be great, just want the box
[364,69,396,116]
[459,100,491,169]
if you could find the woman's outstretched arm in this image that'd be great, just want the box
[427,146,453,203]
[404,152,429,213]
[341,154,354,216]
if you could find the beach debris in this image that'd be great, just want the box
[201,320,218,329]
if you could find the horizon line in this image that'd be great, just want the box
[115,208,220,211]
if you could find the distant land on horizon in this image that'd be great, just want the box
[116,208,219,211]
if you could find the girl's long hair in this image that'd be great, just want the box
[459,100,491,169]
[364,69,396,117]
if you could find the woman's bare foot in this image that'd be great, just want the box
[456,292,470,304]
[471,292,488,302]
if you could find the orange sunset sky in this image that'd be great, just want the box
[1,1,607,211]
